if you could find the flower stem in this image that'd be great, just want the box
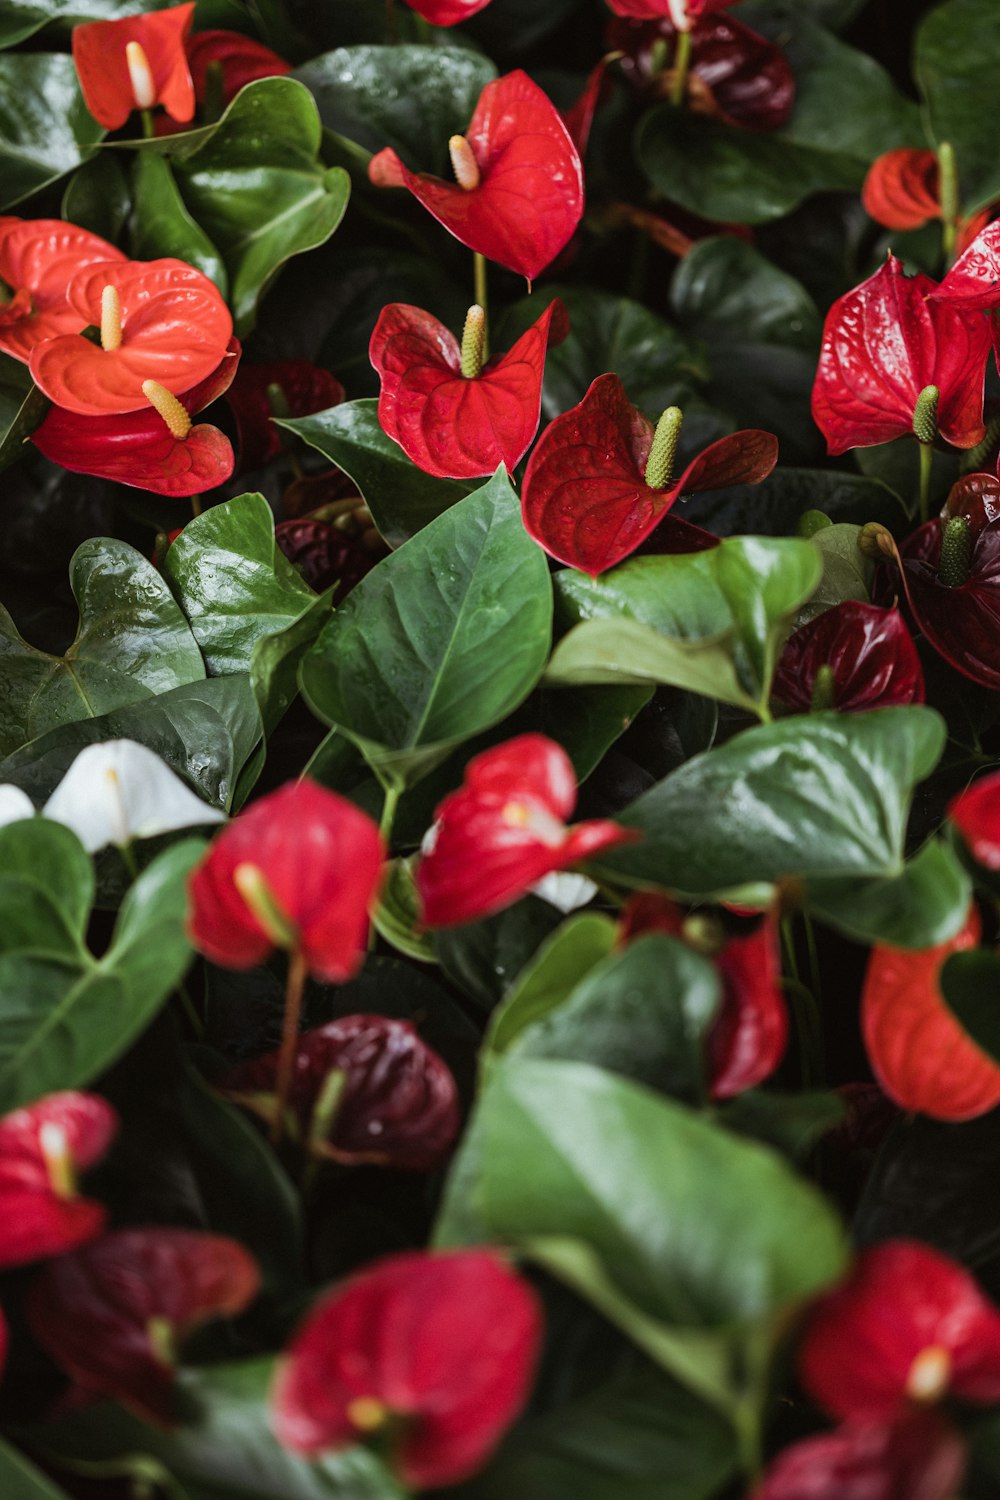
[272,949,308,1145]
[473,253,489,360]
[140,108,155,140]
[670,28,693,108]
[938,141,959,267]
[190,493,202,519]
[918,441,934,525]
[379,783,400,848]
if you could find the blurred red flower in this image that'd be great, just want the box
[416,734,637,928]
[0,1092,117,1269]
[272,1249,542,1487]
[225,358,344,471]
[950,769,1000,870]
[403,0,494,21]
[752,1410,966,1500]
[73,2,197,130]
[606,0,742,27]
[185,29,291,111]
[0,218,126,363]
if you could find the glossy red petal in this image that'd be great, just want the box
[862,149,940,232]
[403,0,494,21]
[895,515,1000,691]
[372,300,563,480]
[932,220,1000,310]
[30,258,232,416]
[272,1249,542,1487]
[708,911,787,1099]
[34,411,234,497]
[223,1015,461,1170]
[72,3,196,131]
[226,358,344,470]
[0,219,127,363]
[949,770,1000,871]
[861,906,1000,1121]
[675,426,778,492]
[185,29,291,107]
[0,1092,117,1269]
[187,779,385,980]
[811,254,991,454]
[799,1240,1000,1420]
[27,1228,260,1425]
[372,72,584,282]
[772,602,925,713]
[607,0,743,23]
[752,1411,966,1500]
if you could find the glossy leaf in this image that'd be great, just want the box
[130,151,228,295]
[280,399,473,548]
[940,949,1000,1069]
[484,913,619,1061]
[173,78,351,335]
[61,152,131,242]
[0,538,204,759]
[300,468,552,789]
[806,838,972,949]
[0,53,105,211]
[915,0,1000,214]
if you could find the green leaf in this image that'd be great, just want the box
[61,151,131,241]
[637,15,918,226]
[0,819,93,960]
[808,839,972,948]
[173,78,351,334]
[300,468,553,789]
[436,896,566,1012]
[0,539,205,758]
[798,522,873,620]
[0,379,49,475]
[594,707,947,894]
[720,1089,845,1161]
[456,1366,737,1500]
[940,949,1000,1064]
[683,468,907,540]
[485,913,619,1061]
[130,152,228,296]
[162,494,326,733]
[545,618,755,714]
[916,0,1000,214]
[0,836,202,1110]
[671,238,822,464]
[372,856,439,964]
[0,0,161,49]
[0,53,104,210]
[0,1438,72,1498]
[294,46,496,172]
[500,286,708,422]
[280,400,473,548]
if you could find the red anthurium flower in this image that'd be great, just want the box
[521,373,777,575]
[608,12,794,132]
[187,779,385,981]
[752,1411,966,1500]
[185,30,291,110]
[272,1249,542,1487]
[30,257,233,418]
[619,893,787,1098]
[606,0,742,27]
[811,254,991,455]
[27,1228,260,1425]
[0,1092,117,1270]
[949,770,1000,871]
[0,218,127,364]
[368,71,584,283]
[862,149,942,232]
[222,1015,461,1170]
[416,734,638,928]
[226,359,344,471]
[32,338,239,498]
[932,220,1000,311]
[799,1239,1000,1420]
[403,0,494,22]
[370,299,567,481]
[73,2,196,131]
[772,602,925,713]
[862,905,1000,1120]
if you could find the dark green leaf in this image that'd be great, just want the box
[809,839,971,948]
[0,0,161,49]
[719,1089,845,1161]
[915,0,1000,213]
[0,53,104,210]
[300,468,552,788]
[684,468,907,540]
[485,914,619,1059]
[0,1438,71,1498]
[940,949,1000,1065]
[130,151,228,295]
[436,896,566,1012]
[0,819,93,959]
[0,364,48,475]
[61,151,131,241]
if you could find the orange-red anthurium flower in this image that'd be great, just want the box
[29,257,233,417]
[72,2,196,131]
[185,30,292,111]
[0,218,126,364]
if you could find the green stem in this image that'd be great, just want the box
[379,783,400,848]
[918,441,934,525]
[669,28,693,108]
[190,493,202,519]
[938,141,959,267]
[272,949,308,1145]
[473,253,489,359]
[140,108,155,140]
[119,840,140,881]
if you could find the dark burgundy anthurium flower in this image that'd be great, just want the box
[0,1092,117,1270]
[187,779,385,981]
[772,602,924,714]
[416,734,638,928]
[949,769,1000,871]
[73,2,196,130]
[619,893,787,1099]
[185,30,291,111]
[812,254,992,455]
[403,0,494,22]
[607,0,742,25]
[226,359,344,472]
[370,299,567,481]
[799,1239,1000,1419]
[521,373,777,575]
[608,11,794,132]
[368,71,584,283]
[272,1249,542,1487]
[32,338,240,498]
[0,218,127,364]
[222,1015,460,1170]
[27,1228,260,1425]
[862,905,1000,1121]
[274,518,376,600]
[752,1410,966,1500]
[30,257,233,417]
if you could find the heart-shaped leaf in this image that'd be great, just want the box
[0,53,104,211]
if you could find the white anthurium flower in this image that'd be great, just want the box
[0,785,36,829]
[42,740,225,853]
[531,871,598,913]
